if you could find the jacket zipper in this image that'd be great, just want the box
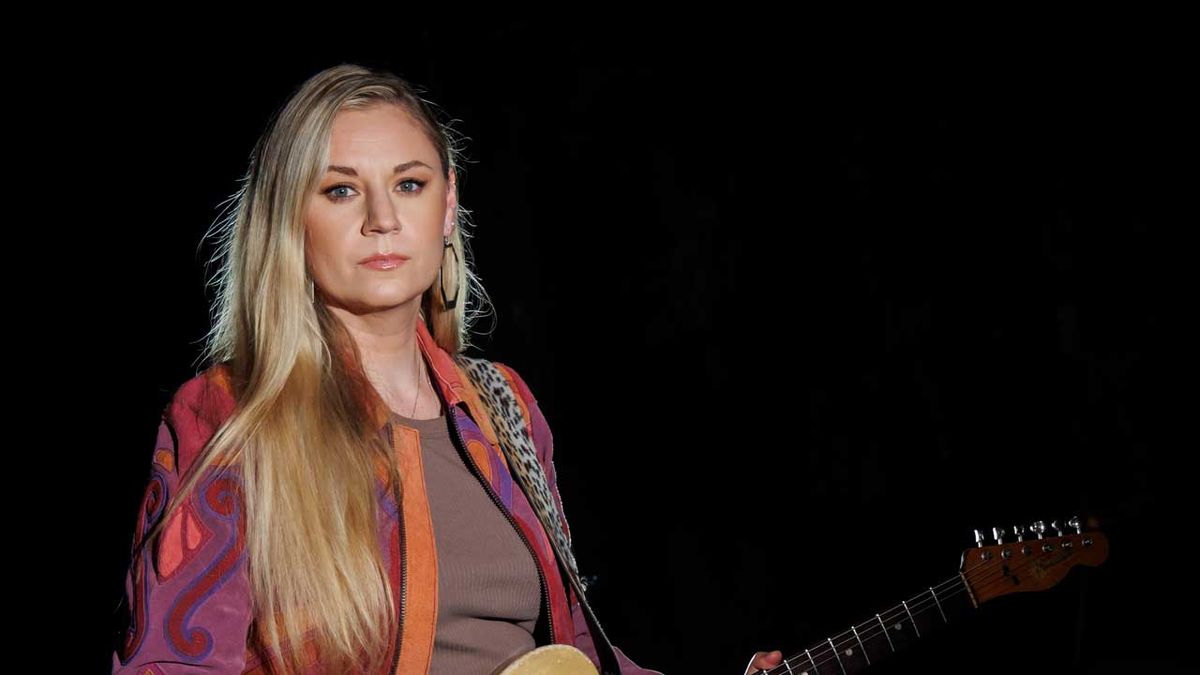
[386,421,405,675]
[445,406,555,645]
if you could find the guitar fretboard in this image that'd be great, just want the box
[759,574,974,674]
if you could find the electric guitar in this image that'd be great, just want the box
[496,517,1108,675]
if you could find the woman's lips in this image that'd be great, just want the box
[360,254,409,270]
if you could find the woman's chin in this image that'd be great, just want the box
[324,293,424,317]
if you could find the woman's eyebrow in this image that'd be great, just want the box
[326,160,433,176]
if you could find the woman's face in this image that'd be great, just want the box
[304,103,456,316]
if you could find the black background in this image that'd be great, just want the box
[70,18,1186,674]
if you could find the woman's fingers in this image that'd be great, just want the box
[743,649,783,674]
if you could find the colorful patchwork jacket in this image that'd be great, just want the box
[113,319,662,674]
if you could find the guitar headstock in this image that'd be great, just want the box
[959,516,1108,606]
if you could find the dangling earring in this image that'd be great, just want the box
[439,235,460,310]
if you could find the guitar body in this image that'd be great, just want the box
[495,644,599,675]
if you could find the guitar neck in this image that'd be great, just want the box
[765,573,976,674]
[756,525,1107,674]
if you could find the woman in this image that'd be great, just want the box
[112,62,780,674]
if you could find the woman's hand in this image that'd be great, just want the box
[743,649,783,674]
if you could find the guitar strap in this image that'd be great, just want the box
[454,355,623,675]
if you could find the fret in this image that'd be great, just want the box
[854,616,895,665]
[850,626,869,666]
[901,600,920,638]
[827,631,872,674]
[930,587,948,623]
[878,606,919,653]
[875,614,894,653]
[827,638,846,674]
[938,577,977,624]
[909,594,948,640]
[804,642,836,675]
[917,583,971,639]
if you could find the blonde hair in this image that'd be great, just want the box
[141,63,494,673]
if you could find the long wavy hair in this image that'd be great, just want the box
[140,63,494,673]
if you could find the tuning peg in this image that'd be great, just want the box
[1013,524,1026,542]
[1031,520,1046,540]
[992,527,1006,545]
[1051,520,1063,537]
[1068,516,1082,534]
[975,529,986,548]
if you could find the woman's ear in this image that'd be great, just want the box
[444,168,459,238]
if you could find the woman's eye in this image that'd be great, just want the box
[325,185,356,201]
[324,180,425,202]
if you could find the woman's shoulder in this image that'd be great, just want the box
[164,362,238,419]
[160,362,240,476]
[451,353,541,408]
[489,360,538,404]
[487,360,556,452]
